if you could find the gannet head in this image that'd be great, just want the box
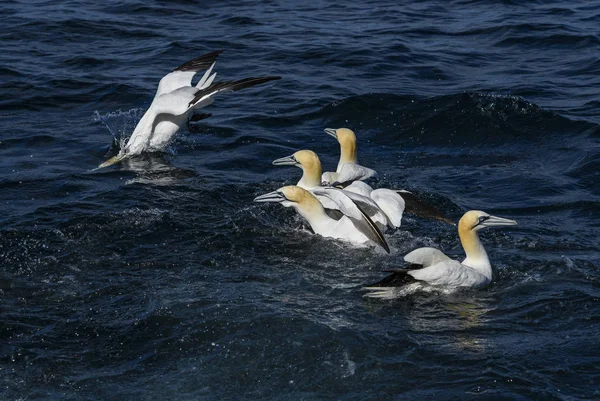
[457,210,518,277]
[324,128,357,164]
[459,210,518,233]
[254,185,323,214]
[272,150,322,189]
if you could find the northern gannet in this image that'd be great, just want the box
[324,127,454,225]
[99,51,280,168]
[254,185,390,253]
[364,210,518,297]
[321,128,377,186]
[272,150,403,229]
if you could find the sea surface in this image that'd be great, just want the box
[1,1,599,400]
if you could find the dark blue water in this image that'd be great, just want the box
[2,1,600,400]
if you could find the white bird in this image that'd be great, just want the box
[254,185,390,253]
[321,128,377,186]
[272,150,400,229]
[364,210,518,297]
[99,51,280,168]
[323,127,454,225]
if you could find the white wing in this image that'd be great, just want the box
[321,171,339,186]
[343,181,373,197]
[408,260,489,287]
[335,163,377,185]
[155,51,222,98]
[311,188,362,220]
[151,87,199,119]
[371,189,405,228]
[339,189,389,228]
[312,187,389,252]
[404,247,452,267]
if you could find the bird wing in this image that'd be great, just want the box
[155,51,223,98]
[312,187,390,253]
[404,247,452,267]
[343,181,374,197]
[311,188,362,220]
[186,76,281,109]
[152,87,200,118]
[371,189,405,228]
[339,189,389,228]
[408,260,477,287]
[397,190,455,225]
[333,163,377,185]
[321,171,339,186]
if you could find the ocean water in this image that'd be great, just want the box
[1,1,599,400]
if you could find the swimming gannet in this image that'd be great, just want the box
[99,51,280,168]
[364,210,518,297]
[321,128,377,186]
[254,185,390,253]
[272,150,397,229]
[323,127,454,225]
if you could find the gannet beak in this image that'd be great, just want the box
[253,190,287,203]
[272,155,298,166]
[98,154,126,169]
[324,128,337,139]
[482,215,518,227]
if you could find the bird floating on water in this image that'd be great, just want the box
[322,127,454,225]
[321,128,377,186]
[254,185,390,253]
[98,51,280,168]
[364,210,518,298]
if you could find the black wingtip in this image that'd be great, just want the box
[353,201,390,254]
[174,50,224,72]
[397,191,455,225]
[227,76,281,92]
[188,76,281,107]
[366,270,417,288]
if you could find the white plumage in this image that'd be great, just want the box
[254,185,390,253]
[364,211,518,297]
[98,51,280,168]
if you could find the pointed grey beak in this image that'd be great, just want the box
[254,190,287,203]
[272,155,298,166]
[482,215,518,227]
[324,128,337,139]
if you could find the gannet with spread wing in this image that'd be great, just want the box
[364,210,518,298]
[254,185,390,253]
[99,51,280,168]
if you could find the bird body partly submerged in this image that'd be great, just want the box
[364,210,518,297]
[99,51,280,168]
[254,185,390,253]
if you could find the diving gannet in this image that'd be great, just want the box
[364,210,518,297]
[254,185,390,253]
[272,150,395,229]
[99,51,280,168]
[321,128,377,186]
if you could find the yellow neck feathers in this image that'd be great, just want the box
[294,150,322,189]
[336,128,358,165]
